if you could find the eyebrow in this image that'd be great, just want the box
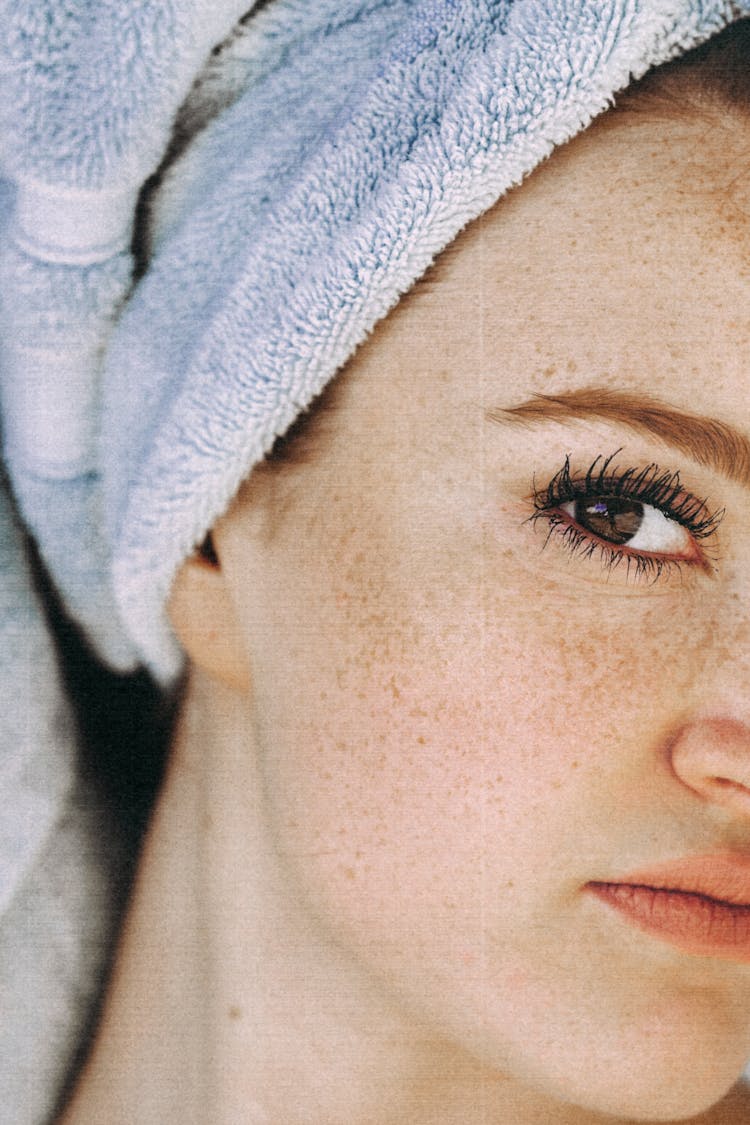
[488,387,750,489]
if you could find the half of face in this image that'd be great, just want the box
[175,105,750,1122]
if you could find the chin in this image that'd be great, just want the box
[464,978,750,1124]
[532,1006,750,1122]
[558,1070,739,1123]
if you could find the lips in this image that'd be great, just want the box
[586,854,750,962]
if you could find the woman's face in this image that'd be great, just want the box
[213,107,750,1119]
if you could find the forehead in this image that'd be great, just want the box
[338,109,750,423]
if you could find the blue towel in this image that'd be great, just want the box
[0,0,747,679]
[0,462,122,1125]
[0,0,256,668]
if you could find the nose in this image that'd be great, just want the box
[669,718,750,818]
[667,582,750,819]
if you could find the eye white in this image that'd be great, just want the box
[560,500,692,554]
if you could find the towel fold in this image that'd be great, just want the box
[0,0,254,667]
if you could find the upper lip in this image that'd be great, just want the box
[588,852,750,907]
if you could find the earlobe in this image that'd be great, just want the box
[167,543,252,695]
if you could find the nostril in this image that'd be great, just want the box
[668,719,750,815]
[705,776,750,819]
[714,777,750,795]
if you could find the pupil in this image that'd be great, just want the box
[574,497,644,545]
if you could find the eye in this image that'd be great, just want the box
[530,453,724,584]
[559,496,693,557]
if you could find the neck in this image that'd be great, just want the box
[59,669,750,1125]
[59,671,431,1124]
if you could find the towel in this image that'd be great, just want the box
[0,461,124,1125]
[0,169,155,1125]
[1,0,748,679]
[0,0,255,668]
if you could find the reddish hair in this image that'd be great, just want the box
[614,17,750,118]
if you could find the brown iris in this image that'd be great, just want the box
[574,497,644,545]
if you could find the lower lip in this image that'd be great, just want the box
[587,882,750,962]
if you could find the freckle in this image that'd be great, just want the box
[417,736,426,745]
[566,358,578,373]
[343,866,356,881]
[228,1006,242,1021]
[571,761,579,769]
[506,881,514,889]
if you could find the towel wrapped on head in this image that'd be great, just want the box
[0,0,748,682]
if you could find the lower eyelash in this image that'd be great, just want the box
[533,509,686,584]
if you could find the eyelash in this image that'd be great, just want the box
[530,450,724,582]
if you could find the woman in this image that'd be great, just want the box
[3,2,750,1123]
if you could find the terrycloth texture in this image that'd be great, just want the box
[1,1,749,676]
[0,0,254,668]
[0,467,122,1125]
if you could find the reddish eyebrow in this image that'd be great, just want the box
[488,387,750,488]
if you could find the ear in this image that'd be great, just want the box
[167,535,251,695]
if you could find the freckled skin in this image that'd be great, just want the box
[64,112,750,1125]
[213,110,750,1122]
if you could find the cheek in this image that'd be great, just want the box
[243,503,734,1104]
[253,569,704,961]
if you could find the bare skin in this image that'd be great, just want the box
[63,107,750,1123]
